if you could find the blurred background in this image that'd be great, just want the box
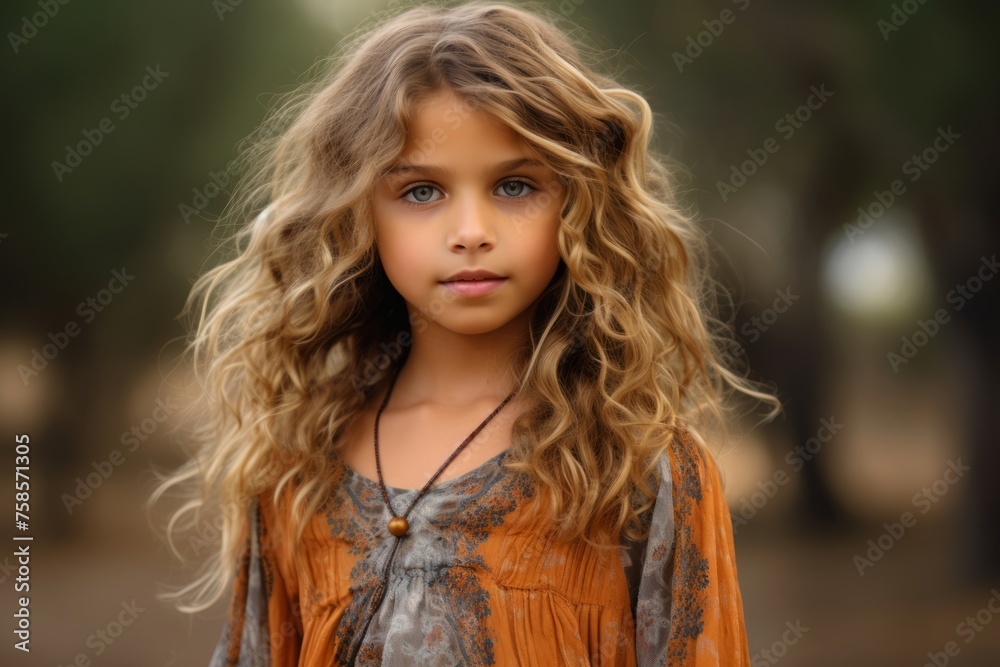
[1,0,997,665]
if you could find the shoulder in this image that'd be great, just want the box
[634,426,729,554]
[662,427,723,506]
[626,427,724,550]
[632,428,750,663]
[253,486,304,589]
[253,486,297,561]
[640,427,723,503]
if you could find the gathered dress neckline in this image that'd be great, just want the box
[340,447,510,494]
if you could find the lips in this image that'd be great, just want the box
[440,276,506,297]
[441,269,505,282]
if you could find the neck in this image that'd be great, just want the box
[387,314,529,409]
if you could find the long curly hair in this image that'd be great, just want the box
[148,0,781,614]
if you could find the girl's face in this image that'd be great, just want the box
[373,89,565,337]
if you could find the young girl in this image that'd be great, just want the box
[150,2,781,665]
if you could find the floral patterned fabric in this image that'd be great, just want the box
[208,429,750,666]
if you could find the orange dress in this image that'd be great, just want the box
[208,429,751,666]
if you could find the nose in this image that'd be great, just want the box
[446,191,496,252]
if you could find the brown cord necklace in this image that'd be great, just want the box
[373,364,518,537]
[343,365,518,663]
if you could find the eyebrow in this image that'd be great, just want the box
[382,157,546,180]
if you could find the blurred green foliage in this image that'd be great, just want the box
[2,0,994,349]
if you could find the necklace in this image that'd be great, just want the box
[373,366,518,537]
[341,369,518,664]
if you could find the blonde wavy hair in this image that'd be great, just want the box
[148,0,782,614]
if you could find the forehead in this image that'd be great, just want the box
[398,90,529,160]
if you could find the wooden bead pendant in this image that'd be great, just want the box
[387,516,409,537]
[373,365,518,540]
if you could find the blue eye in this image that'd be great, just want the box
[497,180,534,198]
[406,184,439,204]
[399,179,537,207]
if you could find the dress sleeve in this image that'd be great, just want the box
[208,494,303,666]
[632,430,752,666]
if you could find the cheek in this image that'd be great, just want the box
[379,241,414,280]
[526,216,562,268]
[374,209,405,264]
[377,228,435,290]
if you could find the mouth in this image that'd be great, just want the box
[439,277,506,283]
[441,269,506,282]
[439,277,506,297]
